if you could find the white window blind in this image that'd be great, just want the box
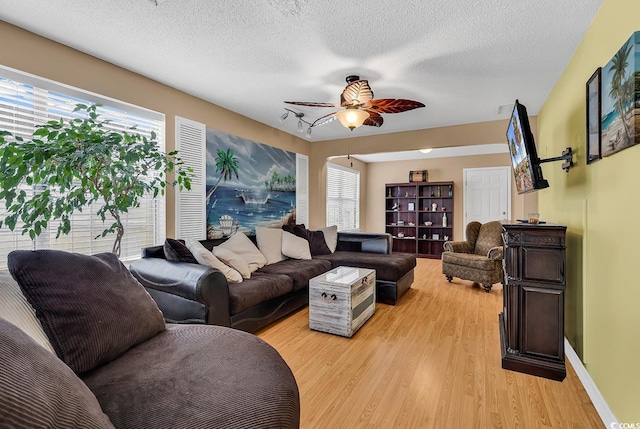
[0,68,166,268]
[326,162,360,231]
[296,154,309,227]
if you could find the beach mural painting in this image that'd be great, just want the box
[601,31,640,158]
[205,129,296,239]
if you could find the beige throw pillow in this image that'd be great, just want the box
[282,231,311,260]
[217,232,267,272]
[0,271,55,354]
[255,227,285,265]
[185,239,243,283]
[317,225,338,253]
[213,247,252,279]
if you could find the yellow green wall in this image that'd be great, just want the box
[537,0,640,420]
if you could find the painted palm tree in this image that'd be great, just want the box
[608,39,633,145]
[205,148,239,204]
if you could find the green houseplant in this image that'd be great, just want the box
[0,104,192,256]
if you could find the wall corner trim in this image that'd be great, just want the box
[564,337,618,426]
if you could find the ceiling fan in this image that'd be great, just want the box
[282,75,425,134]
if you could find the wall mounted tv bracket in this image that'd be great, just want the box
[538,147,574,172]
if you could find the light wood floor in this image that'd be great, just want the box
[257,258,604,429]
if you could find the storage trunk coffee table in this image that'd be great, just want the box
[309,266,376,338]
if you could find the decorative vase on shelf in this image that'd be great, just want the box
[432,202,437,211]
[437,186,441,197]
[448,185,452,197]
[442,212,448,227]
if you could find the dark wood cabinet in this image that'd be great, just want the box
[499,222,567,381]
[385,181,453,258]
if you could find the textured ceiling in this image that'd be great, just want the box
[0,0,602,142]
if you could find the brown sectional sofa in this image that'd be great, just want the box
[130,232,416,333]
[1,252,300,429]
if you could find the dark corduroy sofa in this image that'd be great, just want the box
[129,232,416,333]
[1,253,300,429]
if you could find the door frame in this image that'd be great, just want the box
[463,166,512,233]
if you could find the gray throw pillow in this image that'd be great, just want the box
[8,250,166,374]
[0,317,115,428]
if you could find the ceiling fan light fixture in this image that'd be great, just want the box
[279,111,289,123]
[336,108,369,131]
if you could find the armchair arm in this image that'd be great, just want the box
[129,258,230,326]
[487,246,504,260]
[443,240,474,253]
[336,232,392,254]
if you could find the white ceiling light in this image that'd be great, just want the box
[419,148,433,154]
[335,108,370,131]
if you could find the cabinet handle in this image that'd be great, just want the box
[321,292,337,303]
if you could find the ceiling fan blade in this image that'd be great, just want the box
[310,111,338,127]
[364,98,425,113]
[363,111,384,127]
[340,80,374,107]
[284,101,338,108]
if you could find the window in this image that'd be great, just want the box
[326,163,360,231]
[0,67,166,269]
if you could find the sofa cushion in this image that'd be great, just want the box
[0,271,55,353]
[82,324,299,429]
[317,225,338,253]
[441,251,498,271]
[315,251,416,282]
[257,258,332,292]
[186,238,243,283]
[8,250,166,374]
[255,227,285,265]
[294,226,332,256]
[282,231,311,260]
[217,232,267,273]
[0,317,115,428]
[163,238,198,264]
[213,247,252,279]
[228,272,294,315]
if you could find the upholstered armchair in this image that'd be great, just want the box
[441,220,504,292]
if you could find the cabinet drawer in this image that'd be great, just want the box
[521,247,564,283]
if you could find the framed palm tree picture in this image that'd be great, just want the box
[205,129,298,238]
[601,31,640,157]
[587,67,601,164]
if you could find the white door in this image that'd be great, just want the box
[463,167,511,230]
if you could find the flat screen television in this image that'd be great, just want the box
[506,100,549,194]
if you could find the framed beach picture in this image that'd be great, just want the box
[601,31,640,158]
[586,67,601,164]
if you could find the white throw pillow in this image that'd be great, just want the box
[317,225,338,253]
[0,271,55,353]
[213,247,252,279]
[217,232,267,273]
[255,227,285,265]
[282,231,311,260]
[185,238,243,283]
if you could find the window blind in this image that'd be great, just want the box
[0,69,166,268]
[326,162,360,231]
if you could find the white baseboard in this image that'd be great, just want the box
[564,338,618,426]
